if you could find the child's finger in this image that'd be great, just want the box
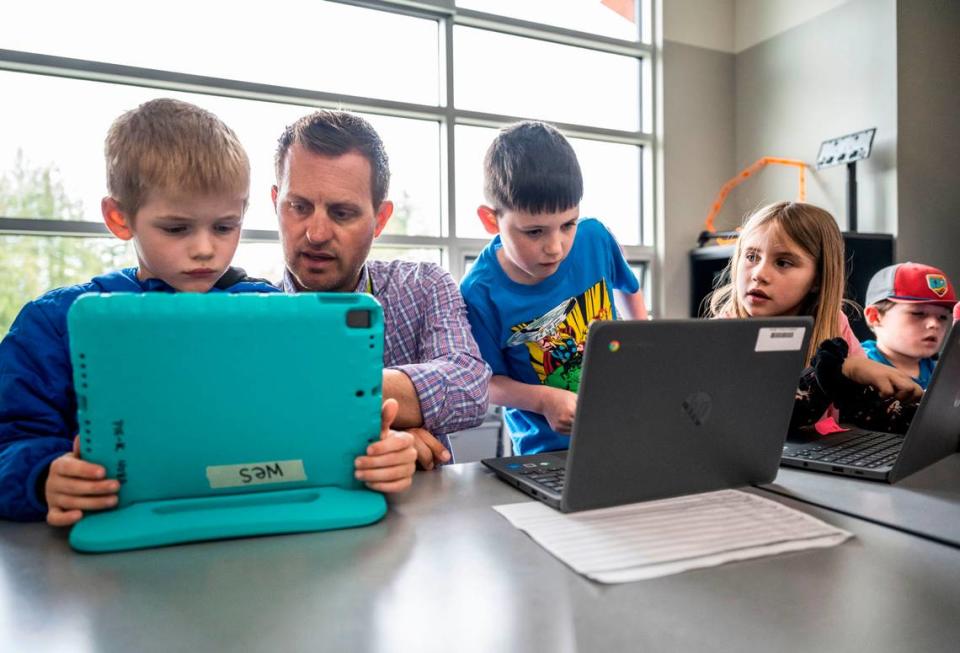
[52,456,107,480]
[894,382,922,402]
[380,398,400,438]
[50,477,119,497]
[365,431,414,458]
[365,477,414,493]
[356,460,416,483]
[52,493,119,512]
[47,507,83,528]
[871,376,894,396]
[356,444,417,472]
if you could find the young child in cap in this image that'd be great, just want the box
[862,262,957,390]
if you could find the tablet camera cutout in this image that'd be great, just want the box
[346,308,372,329]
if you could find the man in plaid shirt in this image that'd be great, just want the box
[273,110,491,471]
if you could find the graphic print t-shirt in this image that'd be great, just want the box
[460,218,640,454]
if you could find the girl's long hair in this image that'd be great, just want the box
[706,201,847,364]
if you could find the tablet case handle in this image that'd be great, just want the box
[69,487,386,553]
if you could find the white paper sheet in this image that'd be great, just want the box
[493,489,853,583]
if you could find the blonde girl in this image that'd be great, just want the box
[709,201,921,430]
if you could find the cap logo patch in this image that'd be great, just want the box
[927,274,948,297]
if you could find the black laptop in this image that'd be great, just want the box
[483,318,812,512]
[782,322,960,482]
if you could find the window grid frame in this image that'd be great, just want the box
[0,0,656,294]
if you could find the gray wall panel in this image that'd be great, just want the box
[734,0,897,235]
[896,0,960,282]
[662,40,735,317]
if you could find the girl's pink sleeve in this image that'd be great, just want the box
[839,311,865,358]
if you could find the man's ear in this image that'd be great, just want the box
[864,305,881,327]
[101,197,134,241]
[477,205,499,235]
[373,200,394,237]
[271,185,279,213]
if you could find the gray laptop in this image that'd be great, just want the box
[782,322,960,482]
[483,318,812,512]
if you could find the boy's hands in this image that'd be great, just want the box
[406,427,451,470]
[843,356,923,402]
[354,398,418,493]
[540,387,578,434]
[45,436,119,527]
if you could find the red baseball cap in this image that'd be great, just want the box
[865,262,957,308]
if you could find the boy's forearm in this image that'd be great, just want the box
[615,289,649,320]
[490,375,550,413]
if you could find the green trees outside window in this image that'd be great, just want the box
[0,151,132,336]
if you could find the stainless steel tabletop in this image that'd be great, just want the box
[2,463,959,653]
[766,453,960,548]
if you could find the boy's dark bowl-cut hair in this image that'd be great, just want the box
[483,121,583,215]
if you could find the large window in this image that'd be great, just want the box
[0,0,654,335]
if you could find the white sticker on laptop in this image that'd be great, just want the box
[206,460,307,489]
[755,327,805,352]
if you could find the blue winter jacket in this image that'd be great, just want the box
[0,267,278,521]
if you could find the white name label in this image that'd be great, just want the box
[206,459,307,489]
[755,327,805,352]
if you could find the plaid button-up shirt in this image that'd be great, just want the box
[283,260,490,438]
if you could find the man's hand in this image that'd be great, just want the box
[842,356,923,402]
[539,387,578,434]
[405,427,451,470]
[354,398,418,493]
[45,436,119,527]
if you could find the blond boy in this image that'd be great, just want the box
[0,99,415,525]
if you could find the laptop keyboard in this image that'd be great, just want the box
[789,431,904,469]
[513,464,566,494]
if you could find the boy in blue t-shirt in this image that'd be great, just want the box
[0,99,417,525]
[861,262,957,390]
[460,121,647,455]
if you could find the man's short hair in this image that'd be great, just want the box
[483,121,583,215]
[275,110,390,208]
[105,98,250,216]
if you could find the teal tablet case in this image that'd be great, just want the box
[66,293,387,552]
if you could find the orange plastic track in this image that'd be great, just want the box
[703,157,807,238]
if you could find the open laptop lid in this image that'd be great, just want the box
[890,322,960,482]
[68,293,384,507]
[562,317,812,512]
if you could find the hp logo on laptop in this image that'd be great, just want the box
[682,392,713,427]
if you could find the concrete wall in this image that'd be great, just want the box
[657,0,934,316]
[664,0,734,52]
[734,0,853,52]
[659,0,735,318]
[733,0,897,234]
[896,0,960,282]
[661,40,735,317]
[658,0,896,317]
